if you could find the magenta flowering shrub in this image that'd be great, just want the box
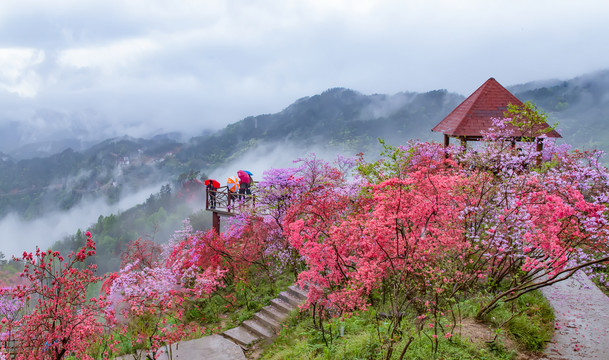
[0,232,111,359]
[101,233,226,359]
[223,154,361,277]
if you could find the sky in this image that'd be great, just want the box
[1,0,609,146]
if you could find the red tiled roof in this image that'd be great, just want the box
[432,78,561,138]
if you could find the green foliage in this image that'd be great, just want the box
[504,101,557,141]
[459,290,554,353]
[260,305,520,360]
[487,292,554,351]
[189,210,213,232]
[356,139,415,184]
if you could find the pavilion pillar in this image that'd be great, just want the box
[536,138,544,167]
[213,211,220,234]
[460,137,467,151]
[444,134,450,147]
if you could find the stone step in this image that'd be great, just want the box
[278,291,302,307]
[170,335,245,360]
[242,319,274,339]
[253,311,282,331]
[270,298,295,314]
[287,285,308,301]
[261,304,289,323]
[222,326,260,348]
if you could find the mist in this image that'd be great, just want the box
[0,182,166,258]
[205,140,361,187]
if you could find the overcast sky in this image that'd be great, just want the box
[1,0,608,144]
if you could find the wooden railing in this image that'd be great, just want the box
[206,186,254,215]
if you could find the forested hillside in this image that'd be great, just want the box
[173,88,464,169]
[0,136,182,219]
[0,88,465,219]
[50,183,213,274]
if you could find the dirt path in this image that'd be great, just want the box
[540,271,609,359]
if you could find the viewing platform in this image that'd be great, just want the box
[205,186,255,233]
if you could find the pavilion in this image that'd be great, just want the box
[432,78,561,149]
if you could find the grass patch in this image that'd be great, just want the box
[261,310,515,359]
[480,291,554,352]
[260,290,554,359]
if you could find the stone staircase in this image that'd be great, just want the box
[115,284,308,359]
[222,285,308,349]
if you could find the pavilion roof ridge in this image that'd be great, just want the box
[432,77,561,139]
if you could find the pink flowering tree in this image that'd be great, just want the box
[102,231,224,359]
[287,152,471,351]
[239,154,359,278]
[119,238,163,270]
[0,232,111,360]
[103,262,196,359]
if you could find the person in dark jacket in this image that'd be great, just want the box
[207,181,217,209]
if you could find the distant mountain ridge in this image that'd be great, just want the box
[511,69,609,153]
[0,136,181,219]
[174,87,464,169]
[2,69,609,219]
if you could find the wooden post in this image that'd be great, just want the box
[213,211,220,234]
[460,137,467,151]
[444,134,450,147]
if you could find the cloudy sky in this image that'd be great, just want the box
[1,0,608,146]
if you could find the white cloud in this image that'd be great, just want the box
[0,48,44,97]
[57,38,159,73]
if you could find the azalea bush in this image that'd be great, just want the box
[0,232,111,360]
[100,233,224,359]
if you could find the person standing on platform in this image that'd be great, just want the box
[237,170,251,199]
[205,179,218,209]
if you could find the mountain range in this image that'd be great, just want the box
[1,69,609,221]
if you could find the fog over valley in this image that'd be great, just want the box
[1,1,608,152]
[0,183,165,258]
